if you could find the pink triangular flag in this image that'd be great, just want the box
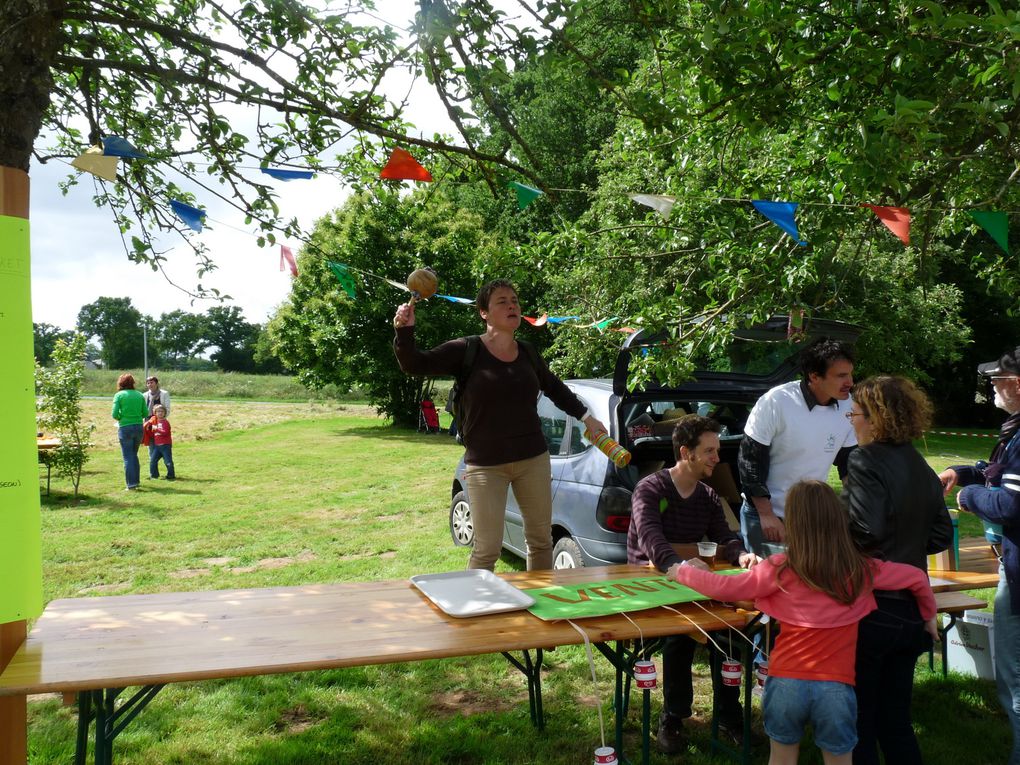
[379,148,432,182]
[862,205,910,246]
[279,245,298,276]
[523,313,549,327]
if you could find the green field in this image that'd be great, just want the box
[23,405,1011,764]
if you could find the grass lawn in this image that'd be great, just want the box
[23,405,1011,764]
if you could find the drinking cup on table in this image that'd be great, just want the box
[697,541,718,567]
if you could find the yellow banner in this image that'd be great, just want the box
[0,214,42,622]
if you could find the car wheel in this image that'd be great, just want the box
[552,536,586,569]
[449,491,474,547]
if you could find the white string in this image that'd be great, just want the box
[620,610,644,655]
[660,604,728,655]
[686,600,767,659]
[567,619,606,747]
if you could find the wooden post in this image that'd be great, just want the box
[0,165,31,765]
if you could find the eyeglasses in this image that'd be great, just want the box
[845,411,867,420]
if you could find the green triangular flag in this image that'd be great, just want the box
[327,261,357,298]
[968,211,1009,254]
[508,181,544,210]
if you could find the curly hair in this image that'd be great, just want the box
[852,375,932,444]
[117,374,136,391]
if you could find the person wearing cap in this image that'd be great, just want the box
[628,415,760,753]
[940,347,1020,765]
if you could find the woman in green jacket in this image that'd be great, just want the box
[112,374,148,489]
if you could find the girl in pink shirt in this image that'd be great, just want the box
[668,480,937,765]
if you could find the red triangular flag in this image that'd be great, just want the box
[279,245,298,276]
[379,148,432,182]
[862,205,910,246]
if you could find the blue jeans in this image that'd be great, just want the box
[852,595,931,765]
[739,499,786,558]
[150,444,175,479]
[764,676,858,755]
[118,424,143,488]
[994,564,1020,765]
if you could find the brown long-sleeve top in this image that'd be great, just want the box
[393,326,586,466]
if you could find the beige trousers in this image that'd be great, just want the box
[463,451,553,571]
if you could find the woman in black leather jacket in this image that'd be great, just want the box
[843,376,953,765]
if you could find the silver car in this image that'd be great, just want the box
[448,316,861,568]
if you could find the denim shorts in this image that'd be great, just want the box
[763,676,858,755]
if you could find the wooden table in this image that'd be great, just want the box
[930,536,1001,592]
[36,437,61,496]
[0,565,750,765]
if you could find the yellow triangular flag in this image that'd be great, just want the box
[71,148,119,182]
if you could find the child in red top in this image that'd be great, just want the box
[669,480,937,765]
[144,404,175,480]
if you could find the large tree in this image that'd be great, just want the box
[32,322,73,365]
[76,295,143,368]
[265,189,496,426]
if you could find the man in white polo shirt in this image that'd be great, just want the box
[738,337,857,555]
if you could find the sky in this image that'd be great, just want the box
[28,1,466,331]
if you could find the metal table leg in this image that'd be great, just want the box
[502,649,545,729]
[76,685,164,765]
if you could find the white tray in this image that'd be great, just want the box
[410,570,535,618]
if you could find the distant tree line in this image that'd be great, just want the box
[34,297,283,374]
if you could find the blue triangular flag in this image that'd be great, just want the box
[170,200,206,233]
[546,316,581,324]
[101,136,147,159]
[752,200,807,246]
[260,168,315,181]
[436,294,475,304]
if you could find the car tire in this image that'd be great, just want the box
[552,536,586,569]
[449,491,474,547]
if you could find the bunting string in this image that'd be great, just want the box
[61,135,1018,328]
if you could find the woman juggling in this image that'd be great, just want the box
[393,279,607,571]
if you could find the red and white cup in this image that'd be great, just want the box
[755,661,769,687]
[594,745,619,764]
[634,659,657,690]
[721,658,742,686]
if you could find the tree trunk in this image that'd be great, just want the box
[0,0,65,170]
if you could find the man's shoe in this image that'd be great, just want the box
[717,714,766,746]
[656,715,686,754]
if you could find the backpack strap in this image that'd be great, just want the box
[458,335,482,388]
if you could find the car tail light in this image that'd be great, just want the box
[596,486,632,533]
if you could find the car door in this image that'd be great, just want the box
[503,394,568,551]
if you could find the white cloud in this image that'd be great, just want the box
[28,0,470,331]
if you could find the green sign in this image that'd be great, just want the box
[524,571,742,621]
[0,214,42,623]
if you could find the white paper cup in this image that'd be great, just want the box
[755,661,769,687]
[594,745,619,764]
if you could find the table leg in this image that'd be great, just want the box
[75,686,164,765]
[75,692,93,765]
[501,649,545,730]
[939,613,959,679]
